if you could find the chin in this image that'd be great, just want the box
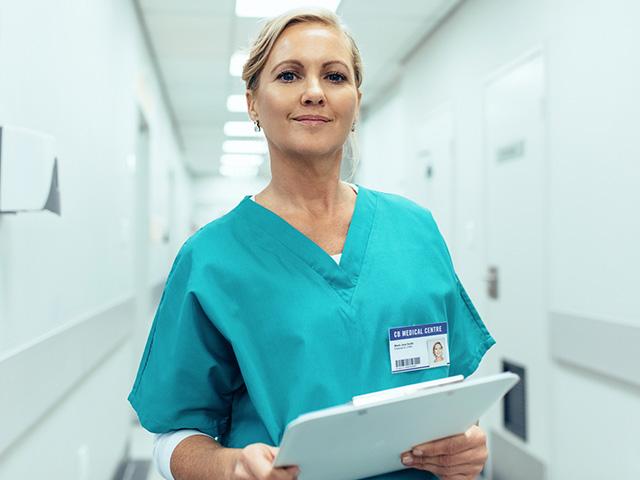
[290,139,344,158]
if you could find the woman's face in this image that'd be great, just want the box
[247,22,361,160]
[434,343,443,357]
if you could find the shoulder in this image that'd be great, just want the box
[363,186,437,228]
[362,185,453,264]
[171,202,247,271]
[187,194,255,249]
[189,207,241,248]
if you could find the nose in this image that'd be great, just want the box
[301,76,325,105]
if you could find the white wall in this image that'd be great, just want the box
[545,1,640,477]
[192,175,269,229]
[359,0,640,478]
[358,93,407,194]
[0,0,192,477]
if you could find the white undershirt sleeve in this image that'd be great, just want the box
[153,430,214,480]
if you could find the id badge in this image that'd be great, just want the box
[388,322,450,373]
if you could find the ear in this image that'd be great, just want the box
[354,90,363,124]
[246,90,258,121]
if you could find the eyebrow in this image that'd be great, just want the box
[270,59,350,74]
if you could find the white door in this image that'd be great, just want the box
[484,51,549,476]
[407,105,455,243]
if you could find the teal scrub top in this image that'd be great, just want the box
[128,185,495,480]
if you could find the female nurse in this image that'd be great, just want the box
[128,7,495,480]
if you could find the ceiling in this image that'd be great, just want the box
[137,0,461,176]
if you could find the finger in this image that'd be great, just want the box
[267,446,300,478]
[244,445,293,480]
[284,465,301,478]
[417,460,483,477]
[400,450,482,470]
[411,433,468,457]
[248,459,295,480]
[413,425,486,457]
[418,445,487,468]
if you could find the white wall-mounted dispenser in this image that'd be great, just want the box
[0,126,60,215]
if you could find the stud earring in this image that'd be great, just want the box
[254,120,261,132]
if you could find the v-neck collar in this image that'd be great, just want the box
[237,184,377,305]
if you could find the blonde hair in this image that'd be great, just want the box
[241,8,362,180]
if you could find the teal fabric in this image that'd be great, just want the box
[128,185,495,479]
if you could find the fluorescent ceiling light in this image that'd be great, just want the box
[223,140,268,154]
[227,94,247,113]
[229,51,249,77]
[224,121,263,138]
[221,154,264,167]
[235,0,342,18]
[219,164,260,178]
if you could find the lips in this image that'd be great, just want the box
[293,115,331,126]
[293,115,330,122]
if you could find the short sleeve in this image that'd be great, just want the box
[448,274,496,377]
[128,242,242,438]
[421,209,495,378]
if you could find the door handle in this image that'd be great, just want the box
[486,266,499,300]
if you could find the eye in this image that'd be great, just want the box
[277,70,298,82]
[326,72,347,83]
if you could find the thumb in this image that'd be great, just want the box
[266,445,280,459]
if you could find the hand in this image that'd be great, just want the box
[400,425,488,479]
[232,443,300,480]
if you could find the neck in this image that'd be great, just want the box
[259,146,353,218]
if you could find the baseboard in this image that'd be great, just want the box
[490,429,546,480]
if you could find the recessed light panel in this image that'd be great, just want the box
[235,0,341,18]
[223,140,268,154]
[219,164,260,177]
[229,51,249,77]
[224,121,263,138]
[220,154,264,167]
[227,94,248,113]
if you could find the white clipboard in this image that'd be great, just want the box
[273,372,519,480]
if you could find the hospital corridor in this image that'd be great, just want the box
[1,0,639,479]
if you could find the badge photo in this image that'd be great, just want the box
[388,322,450,374]
[427,337,449,367]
